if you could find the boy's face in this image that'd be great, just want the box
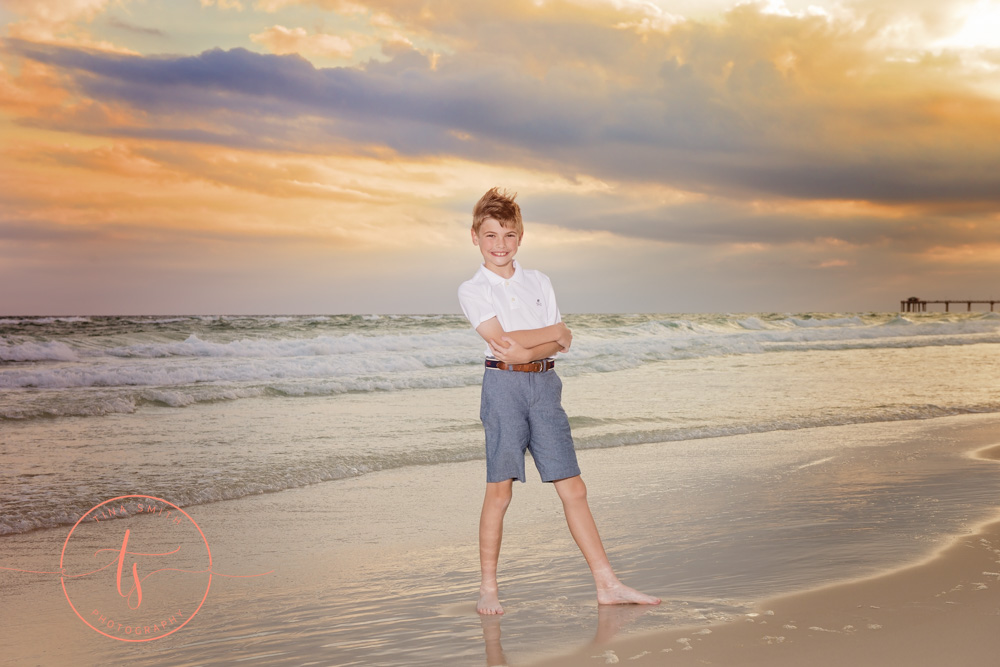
[472,218,521,276]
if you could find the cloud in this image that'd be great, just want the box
[526,186,1000,256]
[2,0,114,24]
[199,0,245,10]
[9,0,1000,214]
[4,0,1000,302]
[0,218,101,243]
[106,16,166,38]
[253,0,367,13]
[842,0,968,41]
[1,0,137,52]
[250,25,368,59]
[0,59,71,115]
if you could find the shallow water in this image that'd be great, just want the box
[5,312,1000,536]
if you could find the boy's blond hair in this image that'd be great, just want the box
[472,187,523,237]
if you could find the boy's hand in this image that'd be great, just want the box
[489,336,531,364]
[557,324,573,353]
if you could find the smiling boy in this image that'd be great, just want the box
[458,187,660,615]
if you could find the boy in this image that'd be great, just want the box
[458,187,661,615]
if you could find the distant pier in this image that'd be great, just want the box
[901,297,998,313]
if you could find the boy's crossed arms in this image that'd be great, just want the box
[476,319,573,364]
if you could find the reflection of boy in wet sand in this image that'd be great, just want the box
[458,188,661,615]
[480,605,652,666]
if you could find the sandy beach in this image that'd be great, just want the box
[537,517,1000,667]
[4,412,1000,666]
[537,439,1000,667]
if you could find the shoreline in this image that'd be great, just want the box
[3,415,1000,666]
[533,441,1000,667]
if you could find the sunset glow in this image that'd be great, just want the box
[1,0,999,314]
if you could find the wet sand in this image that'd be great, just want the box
[3,416,1000,666]
[535,443,1000,667]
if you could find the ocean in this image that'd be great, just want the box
[4,311,1000,536]
[4,311,1000,665]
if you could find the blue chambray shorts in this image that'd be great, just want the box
[480,366,581,483]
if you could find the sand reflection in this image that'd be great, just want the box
[480,604,652,665]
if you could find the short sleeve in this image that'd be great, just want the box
[540,273,562,326]
[458,280,496,330]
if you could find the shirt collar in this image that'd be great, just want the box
[479,259,522,285]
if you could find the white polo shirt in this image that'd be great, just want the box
[458,260,562,357]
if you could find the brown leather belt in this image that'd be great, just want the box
[485,358,555,373]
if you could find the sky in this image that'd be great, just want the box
[1,0,999,314]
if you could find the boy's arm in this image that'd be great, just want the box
[489,338,564,365]
[475,317,572,364]
[475,318,571,350]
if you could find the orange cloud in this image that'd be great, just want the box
[2,0,137,52]
[922,243,1000,265]
[0,60,70,115]
[200,0,245,10]
[250,25,369,58]
[3,0,112,24]
[255,0,367,12]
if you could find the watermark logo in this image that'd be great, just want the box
[2,494,271,644]
[60,495,213,642]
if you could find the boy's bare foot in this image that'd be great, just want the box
[478,584,504,615]
[596,581,661,606]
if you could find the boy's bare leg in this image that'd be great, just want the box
[479,479,513,614]
[553,475,661,606]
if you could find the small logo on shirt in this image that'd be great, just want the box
[536,299,542,307]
